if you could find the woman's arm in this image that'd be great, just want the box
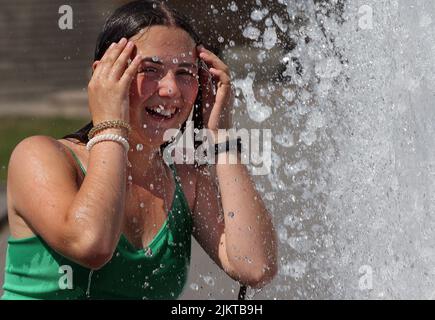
[8,135,127,270]
[7,39,141,270]
[193,44,278,288]
[214,149,278,287]
[192,155,278,289]
[215,152,277,288]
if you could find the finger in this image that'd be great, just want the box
[98,38,128,76]
[197,46,230,76]
[205,68,233,129]
[208,86,232,130]
[208,69,232,106]
[91,60,103,79]
[199,65,214,99]
[119,54,142,88]
[209,68,231,86]
[110,41,136,80]
[199,67,216,124]
[211,81,232,112]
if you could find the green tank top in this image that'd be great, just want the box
[1,147,193,300]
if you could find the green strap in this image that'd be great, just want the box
[168,162,178,180]
[65,145,179,187]
[65,146,86,176]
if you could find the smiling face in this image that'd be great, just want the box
[128,25,200,147]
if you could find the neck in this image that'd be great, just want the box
[127,133,164,179]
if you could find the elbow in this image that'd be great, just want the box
[79,250,113,270]
[234,258,278,289]
[71,237,116,270]
[249,239,279,288]
[248,262,278,289]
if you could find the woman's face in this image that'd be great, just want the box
[128,26,199,146]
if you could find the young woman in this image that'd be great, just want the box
[2,0,277,299]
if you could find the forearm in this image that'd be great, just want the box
[214,150,278,283]
[66,129,127,253]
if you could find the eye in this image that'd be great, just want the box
[138,67,158,74]
[177,69,196,77]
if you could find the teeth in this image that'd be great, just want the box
[158,109,173,117]
[147,105,177,118]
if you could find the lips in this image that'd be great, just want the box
[145,105,180,121]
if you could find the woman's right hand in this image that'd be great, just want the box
[88,38,142,124]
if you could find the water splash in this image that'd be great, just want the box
[224,0,435,299]
[232,72,272,122]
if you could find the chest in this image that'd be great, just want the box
[122,164,197,250]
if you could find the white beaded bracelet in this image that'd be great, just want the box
[86,133,130,152]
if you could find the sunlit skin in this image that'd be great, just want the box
[93,26,203,248]
[6,25,277,289]
[94,25,235,184]
[91,26,201,181]
[127,26,200,149]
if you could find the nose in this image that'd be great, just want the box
[157,71,181,99]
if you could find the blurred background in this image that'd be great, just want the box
[3,0,435,300]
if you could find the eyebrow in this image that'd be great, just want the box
[141,57,198,69]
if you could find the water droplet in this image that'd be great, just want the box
[150,183,154,190]
[181,53,186,58]
[228,211,235,218]
[128,175,133,181]
[218,36,225,43]
[229,40,235,47]
[188,51,193,56]
[86,270,94,298]
[152,56,159,62]
[251,8,269,22]
[203,275,215,287]
[190,283,199,291]
[139,203,145,208]
[145,247,153,257]
[152,3,157,8]
[143,281,150,288]
[136,144,144,151]
[172,58,179,64]
[143,124,147,128]
[242,26,261,40]
[168,88,173,94]
[229,1,238,12]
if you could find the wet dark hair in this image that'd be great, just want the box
[62,0,206,151]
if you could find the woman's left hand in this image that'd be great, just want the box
[197,45,234,134]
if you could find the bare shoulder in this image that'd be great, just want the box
[8,135,77,181]
[7,135,79,237]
